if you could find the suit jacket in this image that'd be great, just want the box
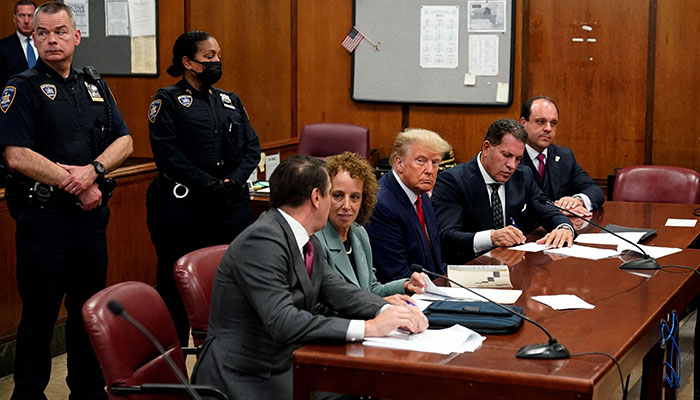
[432,156,573,263]
[520,144,604,209]
[191,208,386,400]
[0,33,28,88]
[315,220,406,297]
[365,171,446,283]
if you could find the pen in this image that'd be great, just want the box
[510,217,518,228]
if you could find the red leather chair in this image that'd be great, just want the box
[297,122,370,159]
[82,281,227,399]
[173,244,228,347]
[612,165,700,204]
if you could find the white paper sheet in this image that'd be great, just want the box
[575,232,647,246]
[363,324,485,354]
[468,34,499,75]
[128,0,156,37]
[509,242,546,252]
[543,244,620,260]
[65,0,90,37]
[447,264,512,288]
[419,6,459,69]
[420,279,521,304]
[106,0,129,37]
[617,243,682,259]
[531,294,595,310]
[665,218,697,227]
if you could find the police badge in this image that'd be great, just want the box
[177,95,193,107]
[219,93,236,110]
[85,82,104,102]
[40,84,57,100]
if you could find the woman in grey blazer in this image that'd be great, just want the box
[314,152,426,304]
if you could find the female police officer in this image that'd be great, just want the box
[146,31,260,346]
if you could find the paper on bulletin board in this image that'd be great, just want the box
[128,0,156,37]
[65,0,90,37]
[130,36,157,74]
[419,5,460,69]
[105,0,129,36]
[468,34,498,76]
[496,82,509,103]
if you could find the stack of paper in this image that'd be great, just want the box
[447,264,512,288]
[419,278,522,304]
[363,325,486,354]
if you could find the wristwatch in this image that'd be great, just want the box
[91,161,106,178]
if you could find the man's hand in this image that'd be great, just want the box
[77,183,102,210]
[404,272,427,294]
[536,226,574,248]
[57,163,98,195]
[490,226,526,247]
[383,294,415,306]
[364,303,428,337]
[555,196,592,217]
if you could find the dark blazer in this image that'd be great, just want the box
[520,144,604,209]
[0,33,29,88]
[191,208,386,400]
[315,220,406,297]
[432,156,573,263]
[365,171,446,283]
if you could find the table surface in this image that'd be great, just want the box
[293,201,700,400]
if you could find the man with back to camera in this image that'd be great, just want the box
[365,128,451,283]
[432,119,574,263]
[191,155,427,400]
[0,2,133,398]
[519,95,604,217]
[0,1,37,89]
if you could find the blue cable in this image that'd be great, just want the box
[659,311,681,389]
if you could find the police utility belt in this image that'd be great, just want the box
[18,178,115,211]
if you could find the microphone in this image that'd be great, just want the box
[537,198,660,270]
[107,300,203,400]
[411,264,570,359]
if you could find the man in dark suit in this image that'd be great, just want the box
[519,96,604,217]
[0,1,37,88]
[366,128,451,282]
[432,119,574,263]
[192,155,427,400]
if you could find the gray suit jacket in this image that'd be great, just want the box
[192,208,386,400]
[314,220,406,298]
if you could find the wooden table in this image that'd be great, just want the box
[293,202,700,399]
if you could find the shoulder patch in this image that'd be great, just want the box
[40,84,57,100]
[1,86,17,113]
[148,99,162,123]
[177,95,192,108]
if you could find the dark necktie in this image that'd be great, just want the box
[490,183,504,229]
[536,153,546,180]
[303,240,314,277]
[26,38,36,68]
[415,196,430,243]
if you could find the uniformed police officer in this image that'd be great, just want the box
[0,3,133,399]
[146,30,261,346]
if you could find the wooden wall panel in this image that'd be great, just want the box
[526,0,650,179]
[409,3,525,164]
[106,1,185,158]
[188,1,293,144]
[1,1,17,38]
[652,1,700,170]
[296,0,403,158]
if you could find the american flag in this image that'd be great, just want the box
[341,28,364,53]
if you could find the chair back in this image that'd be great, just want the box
[82,281,186,400]
[174,244,228,346]
[612,165,700,204]
[297,122,370,159]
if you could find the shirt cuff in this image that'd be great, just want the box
[473,229,494,253]
[573,193,592,211]
[347,320,365,342]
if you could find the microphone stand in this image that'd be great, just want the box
[539,198,660,270]
[411,264,570,359]
[107,300,203,400]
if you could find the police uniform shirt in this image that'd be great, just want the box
[0,58,130,166]
[148,80,260,189]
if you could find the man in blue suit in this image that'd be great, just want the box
[0,1,37,88]
[432,119,574,263]
[519,96,604,217]
[366,128,451,282]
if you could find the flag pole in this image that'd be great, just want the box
[353,26,380,51]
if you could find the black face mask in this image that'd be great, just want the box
[190,59,222,87]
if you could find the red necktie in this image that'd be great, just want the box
[303,240,314,276]
[536,153,546,180]
[415,196,430,244]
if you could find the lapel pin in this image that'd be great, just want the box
[555,156,560,162]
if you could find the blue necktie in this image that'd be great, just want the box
[26,38,36,68]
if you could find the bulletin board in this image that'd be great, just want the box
[351,0,515,105]
[68,0,159,76]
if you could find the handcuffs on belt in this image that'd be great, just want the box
[173,182,189,199]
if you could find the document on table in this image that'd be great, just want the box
[509,242,546,252]
[531,294,595,310]
[363,324,486,354]
[447,264,512,288]
[665,218,697,227]
[543,244,620,260]
[419,278,522,304]
[617,243,682,259]
[575,232,647,246]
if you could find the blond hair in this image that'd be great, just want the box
[389,128,451,167]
